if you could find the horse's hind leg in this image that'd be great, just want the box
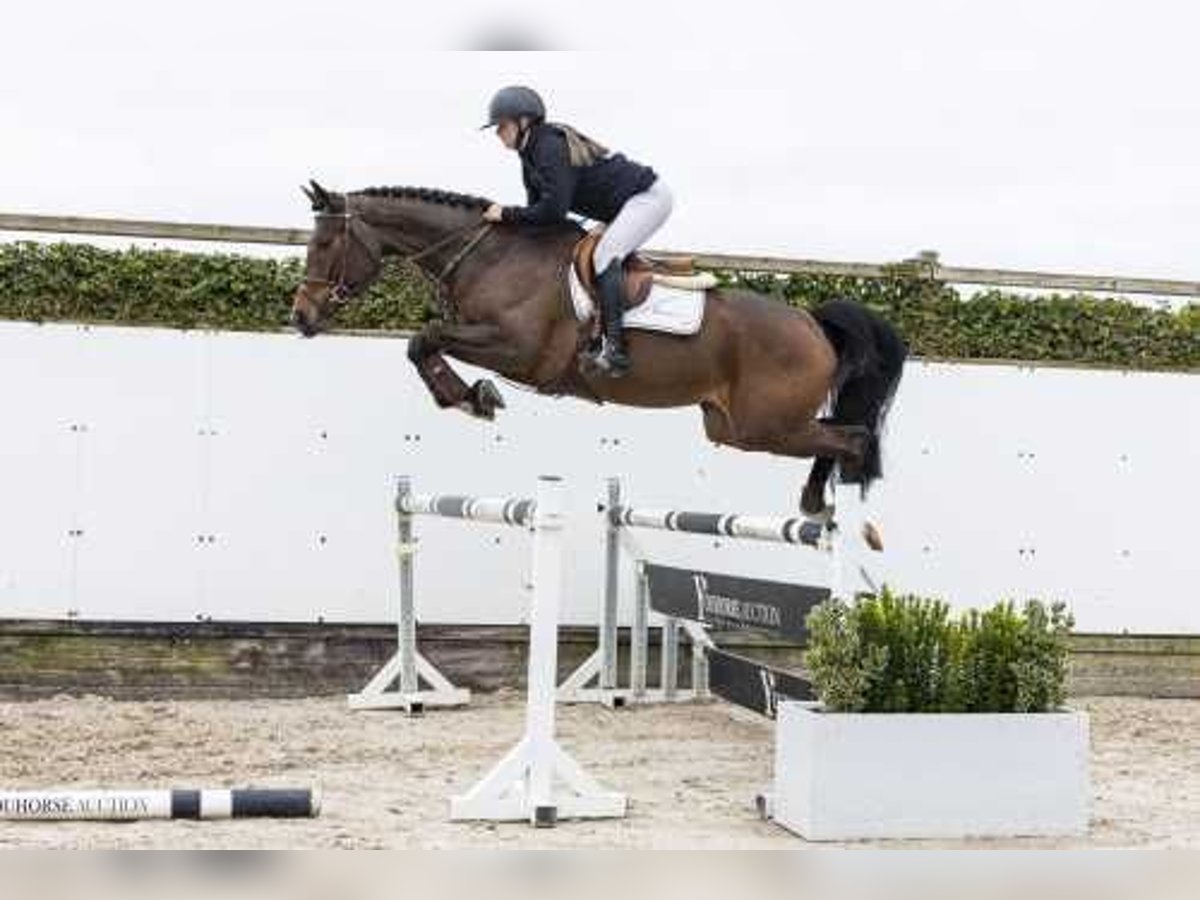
[740,419,867,470]
[717,411,868,516]
[801,414,878,518]
[701,373,869,490]
[793,424,887,552]
[801,457,836,520]
[780,420,870,514]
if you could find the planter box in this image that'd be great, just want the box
[772,702,1090,841]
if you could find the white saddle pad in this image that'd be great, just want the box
[569,267,706,336]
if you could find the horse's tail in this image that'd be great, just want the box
[811,299,907,494]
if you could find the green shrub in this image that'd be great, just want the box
[804,588,1074,713]
[1,240,1196,370]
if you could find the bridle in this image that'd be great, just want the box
[301,199,493,311]
[301,208,359,306]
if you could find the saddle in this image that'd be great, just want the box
[571,228,718,313]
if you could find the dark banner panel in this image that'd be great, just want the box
[643,564,827,642]
[706,648,814,719]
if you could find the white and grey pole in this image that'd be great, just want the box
[0,787,320,821]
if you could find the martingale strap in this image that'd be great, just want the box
[407,223,494,318]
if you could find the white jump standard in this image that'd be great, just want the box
[378,475,626,826]
[348,476,475,713]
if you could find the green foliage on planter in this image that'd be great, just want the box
[0,240,1196,370]
[804,589,1074,713]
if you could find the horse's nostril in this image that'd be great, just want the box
[291,309,318,338]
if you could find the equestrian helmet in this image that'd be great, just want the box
[482,85,546,128]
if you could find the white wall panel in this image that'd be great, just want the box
[0,322,1195,633]
[71,326,205,620]
[0,325,92,617]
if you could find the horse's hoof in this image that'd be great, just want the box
[800,486,834,522]
[477,379,506,409]
[799,487,830,521]
[802,504,835,526]
[466,380,505,420]
[862,521,884,552]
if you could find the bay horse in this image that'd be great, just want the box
[290,181,906,546]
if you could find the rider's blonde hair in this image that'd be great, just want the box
[547,122,609,167]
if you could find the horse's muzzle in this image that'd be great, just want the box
[291,308,319,338]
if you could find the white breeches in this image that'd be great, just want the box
[593,179,674,271]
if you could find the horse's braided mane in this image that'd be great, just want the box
[353,185,491,209]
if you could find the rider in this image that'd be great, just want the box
[482,85,672,377]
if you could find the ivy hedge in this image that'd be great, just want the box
[1,241,1196,370]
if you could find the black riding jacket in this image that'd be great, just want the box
[501,122,657,226]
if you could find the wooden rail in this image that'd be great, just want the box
[0,213,308,247]
[4,212,1199,299]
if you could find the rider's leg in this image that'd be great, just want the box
[591,179,674,375]
[593,261,630,375]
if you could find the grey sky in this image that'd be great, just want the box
[3,1,1199,283]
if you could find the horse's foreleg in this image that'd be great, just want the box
[435,323,525,372]
[406,329,479,415]
[414,323,526,420]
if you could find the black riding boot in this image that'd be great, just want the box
[592,259,631,377]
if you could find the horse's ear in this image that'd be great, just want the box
[301,184,317,208]
[308,179,333,211]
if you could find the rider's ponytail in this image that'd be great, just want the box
[547,123,609,167]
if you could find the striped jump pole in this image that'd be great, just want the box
[0,788,319,821]
[398,492,536,526]
[567,479,845,708]
[609,506,829,549]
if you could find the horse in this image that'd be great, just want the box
[290,181,906,547]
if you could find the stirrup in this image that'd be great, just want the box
[589,337,630,377]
